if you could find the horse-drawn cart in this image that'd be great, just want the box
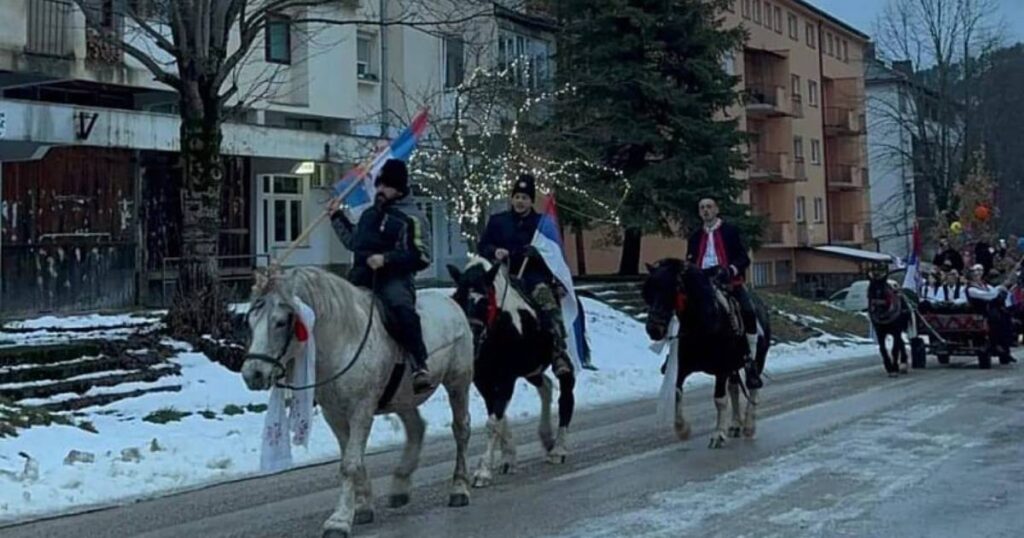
[909,304,993,369]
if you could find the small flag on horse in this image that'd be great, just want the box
[332,108,430,218]
[531,193,586,372]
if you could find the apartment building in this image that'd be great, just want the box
[565,0,874,298]
[0,0,551,317]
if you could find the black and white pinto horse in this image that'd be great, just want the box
[867,272,910,376]
[642,259,771,448]
[448,256,575,487]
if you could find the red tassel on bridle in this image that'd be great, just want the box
[675,292,687,316]
[486,288,499,326]
[294,317,309,342]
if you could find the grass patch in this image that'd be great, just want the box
[199,410,218,420]
[0,397,73,438]
[222,404,245,416]
[77,420,98,434]
[142,407,192,424]
[245,403,268,413]
[758,292,870,343]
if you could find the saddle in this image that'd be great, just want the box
[711,283,745,337]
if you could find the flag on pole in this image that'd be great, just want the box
[902,221,922,292]
[332,108,430,218]
[530,193,585,371]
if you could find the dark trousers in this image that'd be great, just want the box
[732,284,758,335]
[376,277,429,369]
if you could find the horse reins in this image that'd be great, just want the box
[244,273,378,391]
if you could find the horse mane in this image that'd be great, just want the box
[465,255,535,330]
[252,266,374,337]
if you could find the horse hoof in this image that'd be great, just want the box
[471,474,492,488]
[709,433,726,449]
[499,462,516,475]
[388,494,410,508]
[448,493,470,507]
[323,530,350,538]
[546,453,568,465]
[353,509,375,525]
[728,426,742,438]
[675,423,692,441]
[743,425,756,438]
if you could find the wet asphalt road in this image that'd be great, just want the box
[2,352,1022,538]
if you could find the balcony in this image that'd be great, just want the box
[831,222,865,245]
[797,222,810,246]
[762,222,797,247]
[745,85,795,118]
[827,163,864,190]
[824,106,865,136]
[26,0,75,58]
[749,152,804,183]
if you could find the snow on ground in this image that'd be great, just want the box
[0,298,875,523]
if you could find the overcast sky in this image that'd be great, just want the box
[806,0,1024,45]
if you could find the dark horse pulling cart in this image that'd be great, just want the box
[909,303,993,369]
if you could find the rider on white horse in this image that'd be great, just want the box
[329,159,434,393]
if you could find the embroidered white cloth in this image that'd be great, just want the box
[260,298,317,473]
[652,318,680,427]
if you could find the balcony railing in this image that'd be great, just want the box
[827,163,863,189]
[763,222,796,247]
[745,85,794,117]
[832,222,864,244]
[26,0,74,58]
[824,106,865,135]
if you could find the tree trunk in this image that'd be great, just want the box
[166,104,231,339]
[618,227,642,276]
[574,224,587,276]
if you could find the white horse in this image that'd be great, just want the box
[241,267,474,538]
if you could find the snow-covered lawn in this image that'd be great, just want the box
[0,298,875,523]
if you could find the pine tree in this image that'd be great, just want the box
[550,0,752,274]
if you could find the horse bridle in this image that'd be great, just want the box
[465,261,511,359]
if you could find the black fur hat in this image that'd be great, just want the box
[511,174,536,201]
[375,159,410,195]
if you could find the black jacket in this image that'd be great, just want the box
[478,209,555,291]
[932,248,965,272]
[685,220,751,279]
[331,196,432,287]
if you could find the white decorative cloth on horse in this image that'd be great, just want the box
[260,298,316,473]
[652,317,680,427]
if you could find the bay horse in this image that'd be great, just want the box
[241,267,474,538]
[866,270,910,376]
[642,258,771,448]
[448,256,575,488]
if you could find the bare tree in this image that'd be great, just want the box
[872,0,1004,230]
[69,0,509,335]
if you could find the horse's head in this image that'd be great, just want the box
[448,257,502,352]
[867,274,896,317]
[241,268,306,390]
[642,258,688,341]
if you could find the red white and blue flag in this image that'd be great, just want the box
[902,221,922,292]
[531,194,586,371]
[332,108,430,217]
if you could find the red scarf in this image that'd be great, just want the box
[696,223,743,285]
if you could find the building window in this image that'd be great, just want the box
[763,2,773,28]
[774,6,783,33]
[811,139,821,164]
[260,175,305,249]
[791,74,801,96]
[806,22,816,49]
[752,262,772,287]
[788,13,799,40]
[356,32,379,81]
[265,15,291,64]
[796,196,806,222]
[498,30,551,89]
[775,260,793,285]
[793,135,804,160]
[827,32,834,56]
[843,40,849,62]
[753,0,762,23]
[443,35,465,88]
[813,197,824,223]
[808,80,819,106]
[722,50,736,75]
[742,0,751,18]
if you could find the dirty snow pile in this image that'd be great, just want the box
[0,298,874,522]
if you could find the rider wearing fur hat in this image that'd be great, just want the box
[329,159,434,392]
[478,174,574,379]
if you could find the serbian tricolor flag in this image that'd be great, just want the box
[902,221,922,292]
[531,193,586,371]
[332,108,429,218]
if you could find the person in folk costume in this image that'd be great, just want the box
[328,159,435,393]
[932,236,965,273]
[685,197,762,389]
[941,268,967,305]
[965,263,1017,364]
[478,174,574,379]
